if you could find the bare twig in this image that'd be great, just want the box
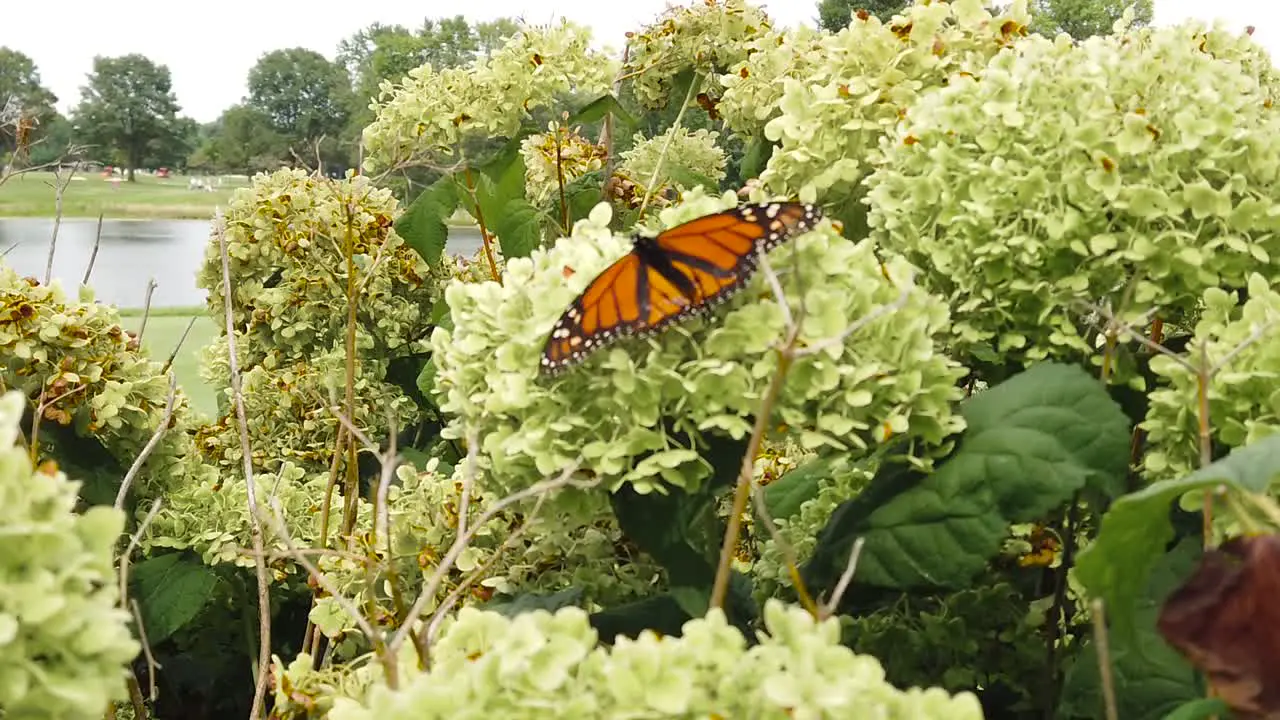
[820,537,865,620]
[393,459,593,661]
[215,213,273,720]
[115,373,178,508]
[117,499,164,606]
[1090,599,1119,720]
[135,278,158,345]
[82,213,104,286]
[129,598,161,702]
[636,73,702,222]
[160,318,199,376]
[749,482,818,615]
[45,162,80,285]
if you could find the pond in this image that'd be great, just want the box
[0,217,486,309]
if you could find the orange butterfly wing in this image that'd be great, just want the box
[540,202,821,374]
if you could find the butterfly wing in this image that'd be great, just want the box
[541,252,648,371]
[539,202,821,374]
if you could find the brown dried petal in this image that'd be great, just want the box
[1157,534,1280,720]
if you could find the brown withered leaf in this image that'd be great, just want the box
[1157,534,1280,720]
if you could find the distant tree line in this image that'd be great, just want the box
[1,1,1151,183]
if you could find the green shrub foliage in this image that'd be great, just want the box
[868,21,1280,375]
[0,390,139,718]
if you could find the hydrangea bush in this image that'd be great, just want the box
[624,0,773,109]
[868,21,1280,374]
[303,602,984,719]
[0,390,139,718]
[0,265,195,502]
[1143,273,1280,484]
[309,459,663,643]
[431,189,965,501]
[362,21,617,172]
[757,0,1033,206]
[615,126,728,206]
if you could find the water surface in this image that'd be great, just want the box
[0,217,484,308]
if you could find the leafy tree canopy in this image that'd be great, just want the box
[70,53,182,180]
[246,48,352,152]
[0,47,59,156]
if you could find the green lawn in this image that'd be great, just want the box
[0,171,250,219]
[118,310,221,419]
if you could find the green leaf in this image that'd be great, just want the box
[666,165,721,193]
[429,296,454,331]
[670,585,711,618]
[763,458,827,521]
[963,362,1131,500]
[492,199,542,259]
[561,169,608,227]
[739,136,776,180]
[474,137,529,223]
[1059,539,1204,720]
[1075,434,1280,640]
[805,362,1130,593]
[568,93,638,128]
[484,587,584,617]
[395,175,459,266]
[415,357,438,400]
[589,595,692,641]
[1161,699,1231,720]
[130,552,220,644]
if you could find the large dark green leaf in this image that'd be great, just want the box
[130,553,221,645]
[395,175,459,266]
[589,595,691,642]
[764,457,833,521]
[484,587,584,617]
[1059,539,1204,720]
[568,93,638,128]
[739,136,776,180]
[805,362,1130,593]
[1075,434,1280,640]
[493,199,543,259]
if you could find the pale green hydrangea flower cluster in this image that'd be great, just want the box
[146,459,372,573]
[761,0,1032,204]
[0,390,139,719]
[144,169,435,566]
[754,457,875,598]
[616,126,728,204]
[867,22,1280,372]
[431,189,965,500]
[1143,273,1280,484]
[519,122,608,206]
[309,459,663,643]
[197,168,436,374]
[717,24,826,138]
[363,22,617,172]
[0,265,195,500]
[323,601,984,719]
[624,0,773,109]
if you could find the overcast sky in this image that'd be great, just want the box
[0,0,1273,124]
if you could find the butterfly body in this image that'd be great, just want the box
[540,202,821,375]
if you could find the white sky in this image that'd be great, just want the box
[0,0,1273,124]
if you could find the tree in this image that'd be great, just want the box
[816,0,909,32]
[246,48,351,156]
[70,54,181,181]
[1029,0,1153,39]
[195,104,286,176]
[146,115,199,170]
[0,47,59,159]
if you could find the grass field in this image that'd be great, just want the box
[0,171,250,219]
[118,307,221,419]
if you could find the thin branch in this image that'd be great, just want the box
[819,537,865,620]
[135,278,158,345]
[129,598,161,702]
[159,317,199,376]
[115,373,178,508]
[636,73,702,222]
[749,482,818,615]
[216,213,273,720]
[1089,599,1119,720]
[82,212,104,286]
[392,459,593,660]
[45,162,80,285]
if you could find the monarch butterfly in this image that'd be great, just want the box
[540,201,822,375]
